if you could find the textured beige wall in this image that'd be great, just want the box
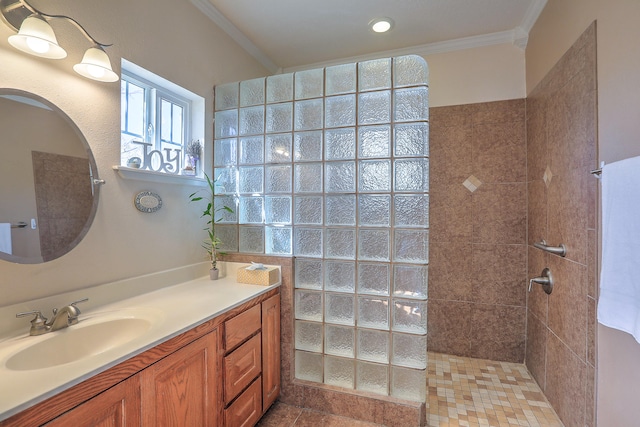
[0,0,268,306]
[527,1,640,425]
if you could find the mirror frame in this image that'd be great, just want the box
[0,88,101,264]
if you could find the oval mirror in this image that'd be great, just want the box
[0,89,99,264]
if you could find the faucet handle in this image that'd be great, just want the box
[16,310,49,335]
[70,298,89,311]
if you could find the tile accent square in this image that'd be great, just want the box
[462,175,482,193]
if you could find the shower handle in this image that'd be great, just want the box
[529,268,553,295]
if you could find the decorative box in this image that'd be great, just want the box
[236,265,280,286]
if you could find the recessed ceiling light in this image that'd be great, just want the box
[370,18,394,33]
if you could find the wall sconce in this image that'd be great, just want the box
[0,0,118,82]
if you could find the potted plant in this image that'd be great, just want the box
[183,140,202,176]
[189,173,233,280]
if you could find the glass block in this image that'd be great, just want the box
[325,128,356,160]
[294,131,323,162]
[393,265,428,300]
[265,196,291,224]
[240,77,265,107]
[394,229,429,263]
[325,94,356,128]
[239,136,264,165]
[358,297,390,330]
[325,324,355,358]
[294,196,323,225]
[265,133,292,163]
[324,261,355,293]
[214,110,238,138]
[265,226,292,255]
[326,63,356,95]
[267,73,293,103]
[239,106,264,136]
[294,227,323,258]
[266,102,293,133]
[356,361,389,395]
[325,161,356,193]
[359,160,391,193]
[358,194,390,227]
[394,194,430,228]
[294,163,323,193]
[295,68,324,100]
[393,55,429,88]
[215,225,238,252]
[394,87,429,122]
[358,125,390,158]
[238,196,264,224]
[325,293,355,326]
[213,167,237,194]
[392,299,427,334]
[358,229,390,262]
[238,166,263,194]
[358,58,391,92]
[238,226,264,253]
[295,290,323,321]
[391,366,426,401]
[394,158,429,192]
[324,356,354,388]
[214,195,237,223]
[325,194,356,226]
[213,138,237,166]
[358,90,391,125]
[295,258,323,290]
[325,228,356,260]
[215,81,238,111]
[295,320,323,352]
[394,122,429,157]
[392,333,427,369]
[265,165,292,193]
[357,329,390,363]
[294,98,323,131]
[295,350,323,383]
[357,262,390,296]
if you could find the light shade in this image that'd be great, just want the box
[8,15,67,59]
[73,46,119,82]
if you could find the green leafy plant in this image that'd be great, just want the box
[189,173,233,270]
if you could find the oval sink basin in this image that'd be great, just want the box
[6,318,152,371]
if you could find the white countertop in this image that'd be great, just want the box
[0,262,281,422]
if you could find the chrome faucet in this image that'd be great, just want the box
[16,298,88,336]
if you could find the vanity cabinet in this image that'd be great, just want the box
[1,289,280,427]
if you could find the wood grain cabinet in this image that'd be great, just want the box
[1,289,280,427]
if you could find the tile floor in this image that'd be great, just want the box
[259,352,563,427]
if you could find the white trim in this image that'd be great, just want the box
[113,166,207,186]
[190,0,279,74]
[520,0,548,33]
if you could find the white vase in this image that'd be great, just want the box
[209,268,219,280]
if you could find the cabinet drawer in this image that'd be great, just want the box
[225,304,261,351]
[224,377,262,427]
[224,333,262,404]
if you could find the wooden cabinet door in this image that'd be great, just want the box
[141,329,220,427]
[45,375,141,427]
[261,294,281,412]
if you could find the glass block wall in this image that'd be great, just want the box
[213,55,429,402]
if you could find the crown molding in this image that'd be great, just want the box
[190,0,279,73]
[520,0,548,33]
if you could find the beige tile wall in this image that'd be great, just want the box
[428,99,527,363]
[525,23,598,427]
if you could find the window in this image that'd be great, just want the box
[120,59,205,175]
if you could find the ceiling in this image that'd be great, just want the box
[192,0,547,73]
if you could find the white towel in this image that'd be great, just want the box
[598,155,640,343]
[0,223,11,255]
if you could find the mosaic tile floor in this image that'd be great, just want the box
[259,352,563,426]
[426,352,563,427]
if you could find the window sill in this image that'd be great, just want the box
[113,166,207,186]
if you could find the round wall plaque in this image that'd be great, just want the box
[134,191,162,213]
